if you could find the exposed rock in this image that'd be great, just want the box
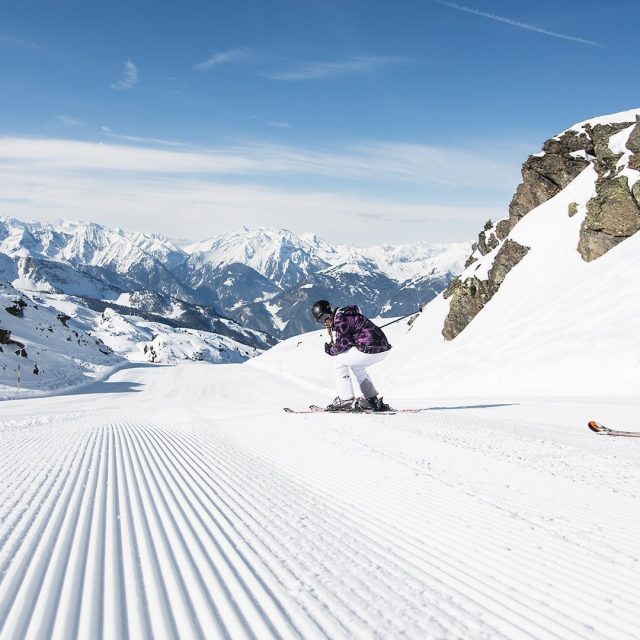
[5,299,27,317]
[508,150,590,230]
[495,219,511,241]
[0,328,25,349]
[504,128,599,237]
[506,122,635,233]
[627,117,640,171]
[476,221,500,255]
[444,112,640,340]
[442,240,530,340]
[541,129,594,155]
[577,176,640,261]
[463,255,478,269]
[627,116,640,154]
[465,220,500,268]
[588,122,633,176]
[57,313,71,327]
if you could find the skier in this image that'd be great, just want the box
[311,300,392,412]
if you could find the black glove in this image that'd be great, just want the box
[324,342,332,354]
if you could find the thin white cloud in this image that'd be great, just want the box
[0,135,522,243]
[111,60,139,90]
[0,136,519,189]
[434,1,604,47]
[268,121,292,129]
[194,48,247,71]
[102,130,189,147]
[264,55,411,81]
[0,34,44,50]
[56,115,84,127]
[0,170,495,244]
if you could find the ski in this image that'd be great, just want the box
[283,405,425,415]
[284,407,397,415]
[283,406,326,414]
[587,421,640,438]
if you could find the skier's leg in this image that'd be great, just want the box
[352,369,378,398]
[325,358,356,410]
[333,358,355,399]
[335,350,388,398]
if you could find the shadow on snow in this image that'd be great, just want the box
[57,362,170,397]
[425,403,517,411]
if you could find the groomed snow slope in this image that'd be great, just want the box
[1,363,639,640]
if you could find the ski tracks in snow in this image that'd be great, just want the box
[226,411,640,640]
[1,369,640,639]
[0,414,308,640]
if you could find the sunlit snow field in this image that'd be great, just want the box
[1,338,639,639]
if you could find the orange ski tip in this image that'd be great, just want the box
[588,420,604,432]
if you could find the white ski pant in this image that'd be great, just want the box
[333,348,388,399]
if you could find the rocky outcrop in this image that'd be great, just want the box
[589,122,632,173]
[495,119,638,249]
[577,117,640,261]
[4,299,27,317]
[507,130,592,233]
[0,327,26,355]
[577,175,640,261]
[442,111,640,340]
[442,240,529,340]
[627,116,640,170]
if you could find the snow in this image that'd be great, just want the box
[263,301,287,331]
[0,284,123,399]
[184,225,469,285]
[1,362,639,639]
[376,165,640,397]
[0,291,260,399]
[567,107,640,133]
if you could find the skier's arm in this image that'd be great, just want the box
[327,315,353,356]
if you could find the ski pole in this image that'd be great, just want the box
[379,307,423,329]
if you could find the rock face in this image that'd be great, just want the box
[442,110,640,340]
[577,117,640,261]
[443,240,529,341]
[627,116,640,169]
[508,132,592,230]
[577,175,640,260]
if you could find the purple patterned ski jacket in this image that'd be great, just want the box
[327,305,392,356]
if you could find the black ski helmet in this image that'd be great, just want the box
[311,299,333,323]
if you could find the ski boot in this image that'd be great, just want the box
[356,396,391,412]
[326,396,355,412]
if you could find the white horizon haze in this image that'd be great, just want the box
[0,133,527,245]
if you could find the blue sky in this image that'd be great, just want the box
[0,0,638,244]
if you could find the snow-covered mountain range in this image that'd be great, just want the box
[0,218,467,392]
[0,281,262,397]
[0,218,469,339]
